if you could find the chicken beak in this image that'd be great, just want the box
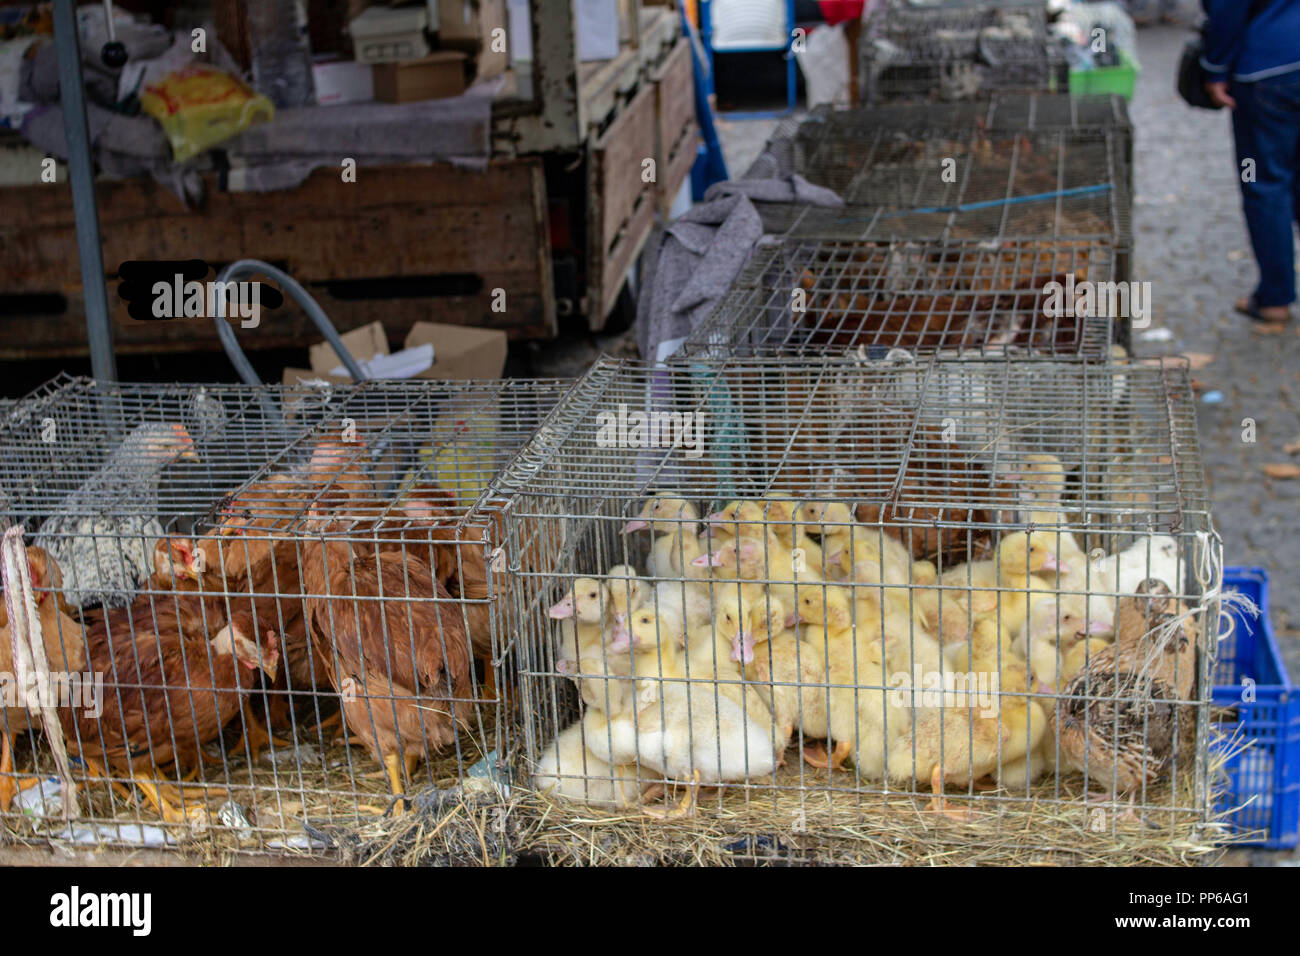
[548,597,575,620]
[261,652,280,682]
[621,519,649,533]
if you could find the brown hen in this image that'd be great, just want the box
[300,518,474,812]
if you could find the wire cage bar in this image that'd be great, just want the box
[0,373,570,854]
[861,2,1068,105]
[773,95,1135,196]
[758,125,1130,256]
[492,355,1227,862]
[678,235,1121,361]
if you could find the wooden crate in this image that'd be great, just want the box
[587,83,658,327]
[0,160,556,360]
[652,37,698,218]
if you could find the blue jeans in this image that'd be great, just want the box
[1232,70,1300,308]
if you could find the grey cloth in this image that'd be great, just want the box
[223,76,506,192]
[636,175,843,361]
[21,102,205,204]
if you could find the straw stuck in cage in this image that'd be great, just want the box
[494,355,1225,858]
[0,374,567,853]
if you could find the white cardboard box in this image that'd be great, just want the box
[311,58,375,106]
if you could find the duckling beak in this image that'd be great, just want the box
[556,659,575,675]
[704,512,728,524]
[1085,619,1111,635]
[731,630,755,664]
[691,550,724,568]
[621,519,649,533]
[608,626,632,653]
[548,597,575,620]
[1039,554,1062,572]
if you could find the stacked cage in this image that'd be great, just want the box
[758,123,1130,258]
[861,2,1067,105]
[0,373,569,853]
[678,235,1119,361]
[501,355,1223,862]
[763,94,1135,198]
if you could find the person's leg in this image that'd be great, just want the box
[1232,77,1300,314]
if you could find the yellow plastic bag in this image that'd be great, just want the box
[141,65,274,162]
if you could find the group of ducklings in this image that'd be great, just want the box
[535,478,1184,817]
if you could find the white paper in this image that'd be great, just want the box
[328,343,435,380]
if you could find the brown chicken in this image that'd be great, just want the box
[151,536,322,754]
[300,515,474,812]
[1052,578,1199,801]
[1,546,89,812]
[851,419,1004,563]
[60,604,278,822]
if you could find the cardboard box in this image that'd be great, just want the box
[348,5,431,64]
[283,320,507,385]
[308,320,389,374]
[372,52,468,103]
[404,321,507,380]
[439,0,508,79]
[312,57,376,105]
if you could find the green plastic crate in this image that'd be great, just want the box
[1070,49,1139,100]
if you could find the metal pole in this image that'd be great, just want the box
[52,0,117,382]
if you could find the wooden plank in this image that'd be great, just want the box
[0,272,552,361]
[653,37,699,217]
[589,84,658,326]
[0,159,557,358]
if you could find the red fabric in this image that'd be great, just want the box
[818,0,864,25]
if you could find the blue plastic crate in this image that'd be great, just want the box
[1212,568,1300,849]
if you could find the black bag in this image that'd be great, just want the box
[1181,2,1268,110]
[1178,28,1222,110]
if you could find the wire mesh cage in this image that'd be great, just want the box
[678,236,1121,361]
[862,3,1068,105]
[779,95,1135,195]
[757,126,1130,257]
[493,355,1228,863]
[0,373,570,854]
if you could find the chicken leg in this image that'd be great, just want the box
[1,731,15,813]
[384,753,409,814]
[232,700,289,764]
[130,770,221,826]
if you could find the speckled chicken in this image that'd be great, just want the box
[36,422,198,608]
[1052,579,1200,797]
